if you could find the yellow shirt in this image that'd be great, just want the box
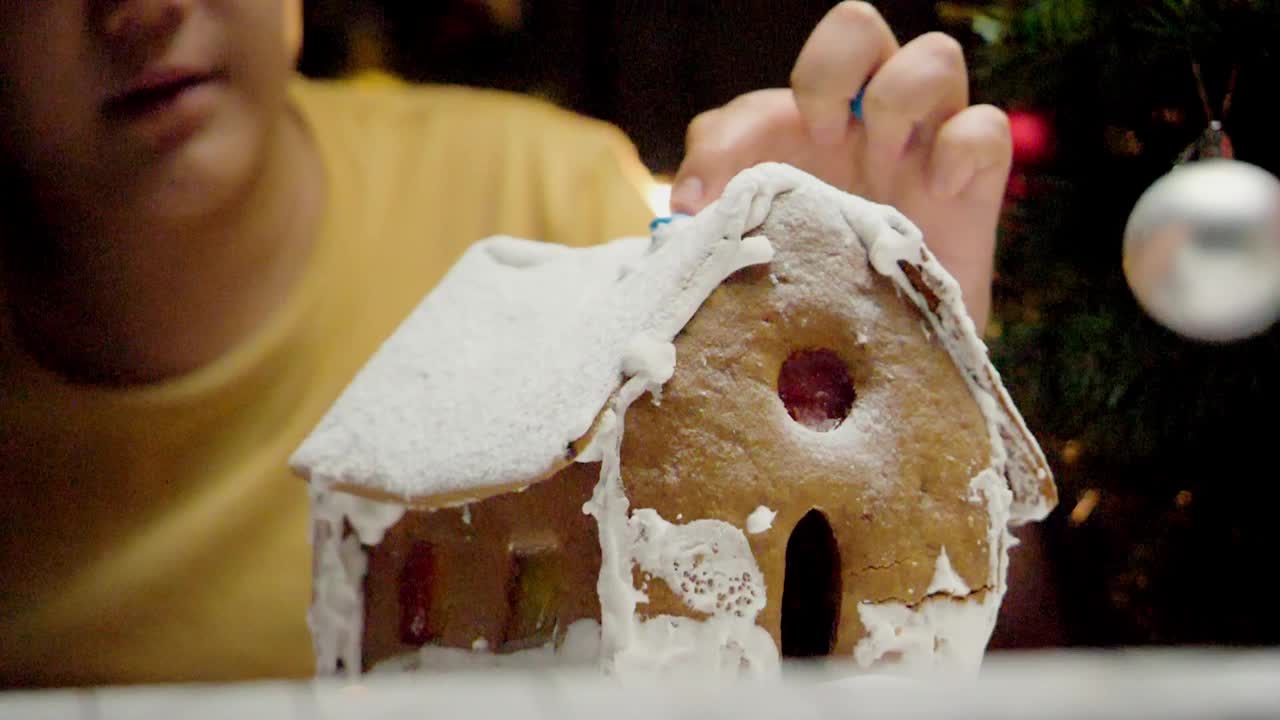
[0,75,653,688]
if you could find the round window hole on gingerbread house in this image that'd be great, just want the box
[777,348,856,432]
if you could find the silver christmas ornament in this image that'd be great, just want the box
[1123,157,1280,343]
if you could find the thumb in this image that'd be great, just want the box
[670,110,739,215]
[670,90,798,215]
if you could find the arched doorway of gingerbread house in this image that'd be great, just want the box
[781,509,842,658]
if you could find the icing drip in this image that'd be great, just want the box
[582,374,649,664]
[581,228,781,678]
[615,615,779,679]
[290,195,774,503]
[851,471,1015,673]
[620,510,778,679]
[854,591,1003,674]
[630,510,765,619]
[926,548,972,597]
[746,506,777,534]
[308,486,406,676]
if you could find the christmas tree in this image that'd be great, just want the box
[955,0,1280,646]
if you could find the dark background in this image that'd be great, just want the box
[298,0,957,175]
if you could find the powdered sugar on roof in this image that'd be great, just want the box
[291,163,1052,520]
[290,183,776,500]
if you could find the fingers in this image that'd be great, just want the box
[671,108,726,214]
[861,32,969,189]
[921,105,1012,326]
[790,1,898,146]
[671,90,813,214]
[927,103,1012,200]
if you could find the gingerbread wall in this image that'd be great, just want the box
[360,191,1000,666]
[361,463,601,669]
[619,197,996,656]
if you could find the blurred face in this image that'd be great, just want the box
[0,1,301,228]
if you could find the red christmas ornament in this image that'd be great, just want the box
[1005,171,1029,201]
[1008,110,1053,165]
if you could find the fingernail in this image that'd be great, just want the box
[670,176,704,213]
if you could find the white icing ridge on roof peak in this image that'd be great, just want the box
[290,162,1052,522]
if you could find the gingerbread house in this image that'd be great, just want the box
[290,163,1057,679]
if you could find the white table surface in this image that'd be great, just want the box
[4,649,1279,719]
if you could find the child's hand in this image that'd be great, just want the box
[672,1,1010,327]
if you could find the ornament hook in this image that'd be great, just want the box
[1181,61,1239,162]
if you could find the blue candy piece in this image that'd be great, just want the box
[849,85,867,121]
[649,213,691,232]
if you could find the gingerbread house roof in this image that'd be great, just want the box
[290,163,1055,523]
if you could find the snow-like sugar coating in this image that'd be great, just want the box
[926,548,972,597]
[854,591,1002,673]
[291,162,1048,522]
[614,615,780,680]
[582,345,777,677]
[852,473,1015,673]
[309,490,404,676]
[291,216,772,501]
[299,162,1054,678]
[718,165,1052,524]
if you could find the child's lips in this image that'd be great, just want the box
[103,67,224,148]
[105,67,216,113]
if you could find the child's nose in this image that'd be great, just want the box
[100,0,187,47]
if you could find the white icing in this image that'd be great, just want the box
[850,469,1016,674]
[581,261,779,676]
[737,234,776,267]
[630,510,765,618]
[308,486,406,676]
[481,236,571,268]
[970,468,1015,590]
[584,374,663,665]
[925,548,971,597]
[852,211,1048,523]
[557,617,606,661]
[371,619,602,673]
[705,164,1047,520]
[613,615,779,680]
[621,336,677,385]
[292,161,1046,515]
[853,591,1002,674]
[745,506,777,534]
[296,162,1053,679]
[584,403,778,677]
[338,493,407,546]
[290,209,773,501]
